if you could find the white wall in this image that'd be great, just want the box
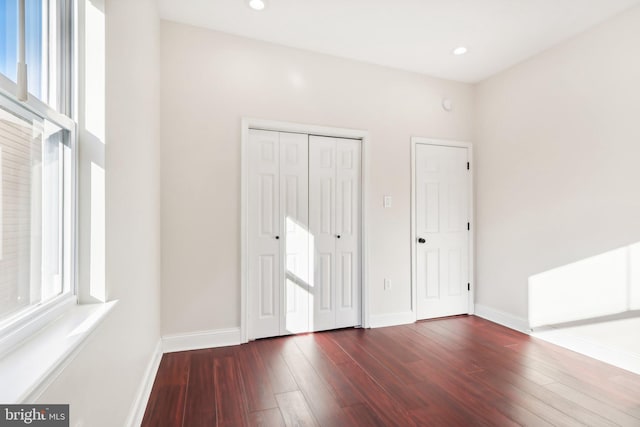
[36,0,162,426]
[475,5,640,325]
[529,243,640,327]
[160,21,474,335]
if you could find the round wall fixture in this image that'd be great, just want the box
[442,98,453,112]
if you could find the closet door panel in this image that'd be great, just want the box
[250,130,361,339]
[248,129,281,339]
[309,136,337,332]
[335,140,361,327]
[280,132,310,335]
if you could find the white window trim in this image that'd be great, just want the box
[0,80,78,332]
[0,0,113,405]
[0,294,75,359]
[0,69,79,362]
[0,85,91,404]
[0,74,75,131]
[0,87,110,405]
[0,0,74,115]
[0,300,117,403]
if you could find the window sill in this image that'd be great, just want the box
[0,301,117,403]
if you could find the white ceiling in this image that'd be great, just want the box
[158,0,640,83]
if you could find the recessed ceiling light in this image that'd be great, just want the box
[452,46,468,56]
[248,0,266,11]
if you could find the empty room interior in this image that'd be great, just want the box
[0,0,639,425]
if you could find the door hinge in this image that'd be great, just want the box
[467,162,470,170]
[468,283,471,291]
[467,222,470,231]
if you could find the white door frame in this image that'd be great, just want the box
[410,137,475,321]
[241,118,370,343]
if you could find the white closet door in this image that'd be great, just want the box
[248,129,281,339]
[309,136,361,331]
[279,132,310,335]
[335,140,361,327]
[249,130,360,339]
[309,137,337,331]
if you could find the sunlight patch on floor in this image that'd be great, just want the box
[532,315,640,375]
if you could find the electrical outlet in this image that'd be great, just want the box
[384,278,391,290]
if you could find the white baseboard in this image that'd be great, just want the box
[369,311,415,328]
[162,327,241,353]
[474,304,530,333]
[125,339,162,427]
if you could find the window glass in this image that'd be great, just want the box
[0,102,71,324]
[25,0,44,100]
[0,0,47,102]
[0,1,19,81]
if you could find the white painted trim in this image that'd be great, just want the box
[125,340,162,427]
[244,118,370,139]
[475,304,530,333]
[240,117,371,341]
[0,301,117,403]
[361,133,371,328]
[369,311,415,328]
[240,119,249,344]
[0,73,76,131]
[410,141,416,317]
[0,295,76,360]
[411,137,473,149]
[410,137,475,321]
[162,327,241,353]
[531,327,640,375]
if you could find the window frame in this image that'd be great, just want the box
[0,85,77,358]
[0,0,77,358]
[0,0,74,114]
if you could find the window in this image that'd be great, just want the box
[0,0,73,113]
[0,97,73,326]
[0,0,75,346]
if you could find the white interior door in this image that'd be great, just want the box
[309,136,360,332]
[279,132,310,335]
[248,129,281,339]
[335,140,361,328]
[248,130,361,339]
[415,144,470,320]
[309,137,336,331]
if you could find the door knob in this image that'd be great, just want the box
[275,236,280,240]
[418,237,426,244]
[336,235,341,239]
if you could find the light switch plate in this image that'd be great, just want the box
[384,279,391,290]
[383,196,392,208]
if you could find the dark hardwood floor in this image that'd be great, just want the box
[142,316,640,426]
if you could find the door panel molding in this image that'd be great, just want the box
[248,130,281,338]
[280,132,309,336]
[309,136,361,331]
[241,118,370,343]
[411,137,474,322]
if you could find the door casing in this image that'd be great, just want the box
[241,118,370,343]
[410,137,475,321]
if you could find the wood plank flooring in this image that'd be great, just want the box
[142,316,640,426]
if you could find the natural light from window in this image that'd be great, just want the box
[285,216,314,333]
[83,0,105,141]
[529,242,640,328]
